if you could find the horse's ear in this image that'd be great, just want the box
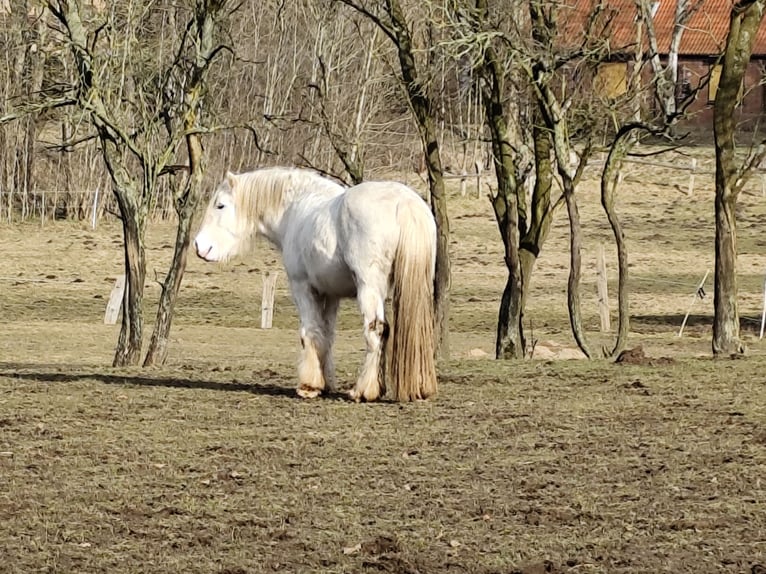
[226,171,237,189]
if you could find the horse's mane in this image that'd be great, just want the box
[233,167,342,226]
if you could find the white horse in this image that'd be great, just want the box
[194,167,437,402]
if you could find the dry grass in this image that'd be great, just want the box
[2,147,766,573]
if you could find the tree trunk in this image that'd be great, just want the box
[712,0,765,356]
[61,120,74,216]
[3,1,28,210]
[494,182,523,359]
[712,189,742,355]
[143,135,203,366]
[114,198,147,366]
[143,2,224,365]
[562,178,595,359]
[535,106,594,357]
[475,5,524,359]
[519,120,554,321]
[600,131,634,358]
[427,122,451,360]
[142,200,193,365]
[385,0,450,358]
[526,0,594,358]
[23,9,47,198]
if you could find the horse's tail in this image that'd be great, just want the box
[389,199,438,401]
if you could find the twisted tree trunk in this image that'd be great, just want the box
[113,193,148,366]
[712,0,765,356]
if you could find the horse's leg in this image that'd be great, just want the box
[349,282,389,402]
[292,282,329,399]
[319,297,340,394]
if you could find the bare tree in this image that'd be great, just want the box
[516,0,607,358]
[144,0,232,366]
[597,0,704,357]
[459,0,528,358]
[338,0,451,357]
[0,2,47,218]
[712,0,766,356]
[301,3,389,184]
[47,0,231,366]
[447,0,607,359]
[640,0,704,124]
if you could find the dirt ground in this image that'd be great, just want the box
[2,149,766,573]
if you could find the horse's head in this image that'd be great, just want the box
[194,172,242,262]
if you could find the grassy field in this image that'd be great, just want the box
[2,149,766,573]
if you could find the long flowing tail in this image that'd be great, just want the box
[390,199,437,401]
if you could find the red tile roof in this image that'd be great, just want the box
[561,0,766,57]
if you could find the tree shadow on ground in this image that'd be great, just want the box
[0,367,298,398]
[0,365,361,402]
[632,313,761,333]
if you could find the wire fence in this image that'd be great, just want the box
[0,187,179,225]
[2,148,765,224]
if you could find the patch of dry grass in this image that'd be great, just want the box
[2,360,766,573]
[2,148,766,572]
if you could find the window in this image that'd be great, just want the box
[594,63,628,99]
[708,65,722,103]
[761,64,766,111]
[709,64,744,104]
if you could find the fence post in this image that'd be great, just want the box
[104,274,126,325]
[678,269,709,337]
[596,244,610,332]
[459,170,467,197]
[91,188,99,230]
[261,271,279,329]
[475,160,483,198]
[760,271,766,340]
[687,158,697,196]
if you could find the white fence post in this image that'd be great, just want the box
[104,274,126,325]
[596,244,611,333]
[687,158,697,196]
[91,188,99,230]
[261,271,279,329]
[678,270,709,337]
[760,272,766,340]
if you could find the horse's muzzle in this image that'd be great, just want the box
[194,239,213,261]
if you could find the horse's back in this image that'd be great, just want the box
[340,181,431,230]
[343,180,426,206]
[338,181,434,278]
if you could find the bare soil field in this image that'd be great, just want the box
[2,149,766,573]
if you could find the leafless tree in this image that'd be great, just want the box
[47,0,232,366]
[144,0,232,366]
[597,0,705,357]
[640,0,704,124]
[446,0,610,359]
[301,2,393,184]
[712,0,766,356]
[337,0,452,357]
[447,0,531,358]
[0,1,47,218]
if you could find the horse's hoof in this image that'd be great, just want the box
[348,388,380,402]
[297,386,322,399]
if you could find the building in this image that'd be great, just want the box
[563,0,766,134]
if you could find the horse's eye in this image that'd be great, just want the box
[215,203,225,210]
